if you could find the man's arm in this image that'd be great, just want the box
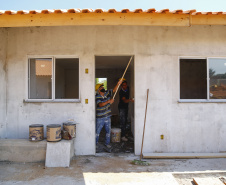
[121,97,134,103]
[98,99,114,107]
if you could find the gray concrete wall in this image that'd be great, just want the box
[0,25,226,155]
[0,28,7,139]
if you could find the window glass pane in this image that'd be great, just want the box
[29,58,52,99]
[209,58,226,99]
[180,59,207,99]
[55,58,79,99]
[95,78,107,90]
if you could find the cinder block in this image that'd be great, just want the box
[45,139,74,167]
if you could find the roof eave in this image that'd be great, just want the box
[0,13,191,27]
[0,9,226,27]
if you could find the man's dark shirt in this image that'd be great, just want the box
[118,87,129,109]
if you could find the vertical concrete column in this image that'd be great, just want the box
[0,28,7,138]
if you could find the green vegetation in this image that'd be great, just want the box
[96,78,107,89]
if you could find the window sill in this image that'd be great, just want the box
[23,99,81,103]
[178,99,226,103]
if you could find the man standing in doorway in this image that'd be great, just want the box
[118,79,134,142]
[95,80,122,149]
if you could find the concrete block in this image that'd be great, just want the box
[45,139,74,167]
[0,139,47,162]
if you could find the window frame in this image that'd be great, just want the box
[26,55,80,103]
[179,56,226,103]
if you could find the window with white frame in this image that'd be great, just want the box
[180,58,226,100]
[209,58,226,99]
[28,57,79,100]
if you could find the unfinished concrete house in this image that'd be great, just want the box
[0,9,226,160]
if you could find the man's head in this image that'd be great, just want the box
[95,83,103,91]
[95,83,105,94]
[121,81,128,90]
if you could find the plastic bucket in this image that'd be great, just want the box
[111,128,121,142]
[29,124,44,141]
[46,124,61,142]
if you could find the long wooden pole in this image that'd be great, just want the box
[113,56,133,99]
[140,89,149,161]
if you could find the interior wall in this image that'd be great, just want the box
[129,60,135,136]
[36,76,52,99]
[55,66,65,99]
[65,69,79,99]
[180,59,207,99]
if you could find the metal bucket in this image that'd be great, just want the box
[29,124,44,141]
[111,128,121,142]
[46,124,61,142]
[63,122,76,139]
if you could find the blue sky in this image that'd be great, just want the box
[1,0,226,12]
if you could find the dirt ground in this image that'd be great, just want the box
[1,153,226,185]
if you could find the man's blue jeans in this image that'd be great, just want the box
[96,116,111,145]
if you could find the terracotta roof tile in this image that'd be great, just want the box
[94,9,105,13]
[16,10,28,14]
[0,9,226,15]
[54,9,69,14]
[121,9,130,13]
[171,9,183,14]
[81,9,93,13]
[108,9,117,13]
[54,9,62,14]
[158,9,170,13]
[134,9,143,13]
[67,9,81,13]
[41,9,54,14]
[146,9,156,13]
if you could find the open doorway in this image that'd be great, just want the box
[95,55,134,153]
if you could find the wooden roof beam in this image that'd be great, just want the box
[0,12,190,27]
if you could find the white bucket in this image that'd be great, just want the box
[111,128,121,142]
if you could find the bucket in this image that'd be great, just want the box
[63,122,76,139]
[29,124,44,141]
[111,128,121,142]
[46,124,61,142]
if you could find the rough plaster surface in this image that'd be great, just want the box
[0,26,226,155]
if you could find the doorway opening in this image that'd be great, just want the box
[95,55,135,153]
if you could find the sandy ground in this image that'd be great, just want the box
[1,153,226,185]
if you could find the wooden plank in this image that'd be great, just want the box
[1,11,226,27]
[220,177,226,185]
[0,13,190,27]
[191,14,226,25]
[143,153,226,159]
[193,177,224,185]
